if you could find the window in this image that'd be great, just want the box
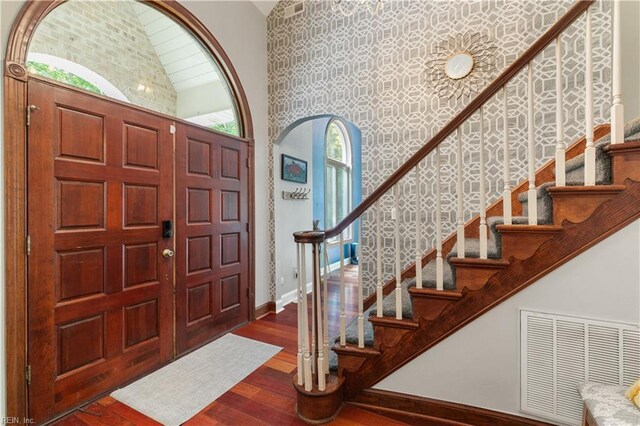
[27,53,129,101]
[325,120,352,240]
[27,0,242,137]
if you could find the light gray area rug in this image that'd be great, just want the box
[111,334,282,426]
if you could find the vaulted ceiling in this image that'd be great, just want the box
[132,2,222,92]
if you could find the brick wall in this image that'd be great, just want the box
[29,0,176,116]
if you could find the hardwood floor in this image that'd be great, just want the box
[52,265,404,426]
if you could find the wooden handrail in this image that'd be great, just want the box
[294,0,594,243]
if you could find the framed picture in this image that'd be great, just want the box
[281,154,308,184]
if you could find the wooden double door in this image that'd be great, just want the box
[26,79,250,422]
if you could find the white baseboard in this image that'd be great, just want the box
[275,258,352,313]
[275,282,312,313]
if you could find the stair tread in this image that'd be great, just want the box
[604,139,640,154]
[331,344,380,357]
[496,224,564,232]
[408,287,463,299]
[547,184,626,194]
[369,316,419,329]
[448,257,510,267]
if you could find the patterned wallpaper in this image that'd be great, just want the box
[267,0,612,300]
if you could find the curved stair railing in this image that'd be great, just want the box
[291,0,625,421]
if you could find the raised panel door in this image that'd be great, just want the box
[27,79,174,422]
[175,123,249,354]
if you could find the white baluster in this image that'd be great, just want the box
[503,87,512,225]
[322,243,329,374]
[611,0,624,145]
[555,36,566,187]
[415,164,423,289]
[301,246,312,391]
[436,146,444,290]
[527,63,538,225]
[456,128,466,257]
[479,106,488,259]
[296,244,304,386]
[310,252,315,375]
[357,218,365,347]
[584,7,595,186]
[339,232,346,345]
[394,185,402,319]
[376,201,383,317]
[314,243,325,390]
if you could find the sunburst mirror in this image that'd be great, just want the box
[425,32,497,100]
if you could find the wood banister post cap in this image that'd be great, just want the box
[293,231,325,244]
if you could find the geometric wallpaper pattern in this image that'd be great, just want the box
[267,0,611,299]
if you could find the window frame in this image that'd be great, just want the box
[324,119,353,245]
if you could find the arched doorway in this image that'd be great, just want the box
[272,115,362,311]
[3,1,255,422]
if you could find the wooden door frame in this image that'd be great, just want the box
[3,0,256,418]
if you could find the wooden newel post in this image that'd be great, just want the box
[292,231,343,424]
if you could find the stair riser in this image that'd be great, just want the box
[500,232,558,260]
[450,265,505,291]
[338,355,369,377]
[372,326,413,351]
[549,191,621,223]
[411,297,457,322]
[609,150,640,185]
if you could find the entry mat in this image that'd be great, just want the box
[111,333,282,425]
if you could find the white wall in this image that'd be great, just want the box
[621,0,640,120]
[0,0,269,417]
[274,121,314,310]
[375,219,640,423]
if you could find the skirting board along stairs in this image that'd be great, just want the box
[301,125,640,424]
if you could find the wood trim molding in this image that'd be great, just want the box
[4,74,28,420]
[351,388,555,426]
[255,301,276,319]
[341,180,640,398]
[3,0,256,418]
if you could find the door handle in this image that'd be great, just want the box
[162,249,174,258]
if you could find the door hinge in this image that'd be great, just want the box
[246,223,250,232]
[246,158,250,168]
[169,124,176,134]
[26,365,31,386]
[26,235,31,256]
[26,105,39,127]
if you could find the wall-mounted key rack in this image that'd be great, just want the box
[282,188,310,200]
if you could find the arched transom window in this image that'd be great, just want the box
[27,0,242,136]
[325,120,352,239]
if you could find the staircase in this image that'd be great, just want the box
[335,127,640,397]
[290,1,640,423]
